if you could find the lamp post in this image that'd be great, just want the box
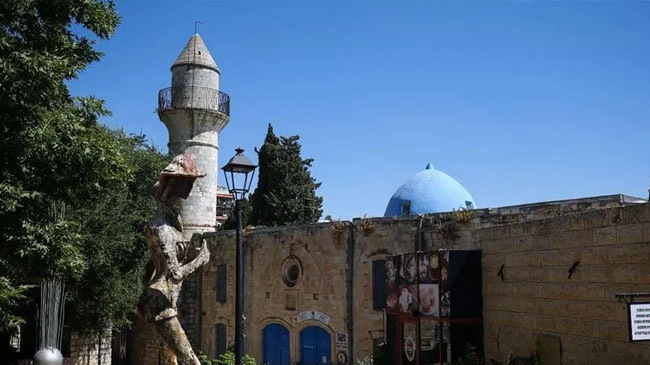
[221,148,257,365]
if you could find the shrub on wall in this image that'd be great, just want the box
[198,351,257,365]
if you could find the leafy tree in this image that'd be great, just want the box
[65,130,168,332]
[0,0,167,336]
[222,198,251,230]
[0,278,30,333]
[248,124,323,227]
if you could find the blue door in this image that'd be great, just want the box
[263,324,290,365]
[300,326,331,365]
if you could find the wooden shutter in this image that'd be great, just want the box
[372,260,387,310]
[215,323,226,357]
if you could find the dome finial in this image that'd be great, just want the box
[425,163,434,170]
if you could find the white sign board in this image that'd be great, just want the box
[297,310,331,325]
[630,302,650,341]
[335,333,348,350]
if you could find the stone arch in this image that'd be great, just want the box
[259,319,292,365]
[257,316,293,329]
[205,316,231,358]
[294,320,336,363]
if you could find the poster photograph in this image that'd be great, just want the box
[386,256,399,312]
[400,254,417,285]
[399,285,418,314]
[418,284,440,317]
[418,252,432,284]
[428,251,439,283]
[402,321,417,364]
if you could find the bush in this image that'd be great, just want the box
[197,350,257,365]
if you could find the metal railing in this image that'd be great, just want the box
[158,86,230,116]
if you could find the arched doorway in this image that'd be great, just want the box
[262,324,290,365]
[300,326,331,365]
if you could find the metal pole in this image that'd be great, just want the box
[234,199,244,365]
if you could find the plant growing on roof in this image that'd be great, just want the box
[359,214,375,235]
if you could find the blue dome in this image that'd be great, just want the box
[384,163,476,217]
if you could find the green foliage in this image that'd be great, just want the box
[64,131,168,333]
[451,207,476,224]
[248,124,323,227]
[0,277,32,333]
[0,0,168,335]
[197,353,212,365]
[197,350,257,365]
[222,198,251,230]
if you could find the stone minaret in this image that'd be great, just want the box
[157,33,229,238]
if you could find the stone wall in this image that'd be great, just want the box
[200,223,352,363]
[64,331,111,365]
[476,203,650,364]
[198,215,482,362]
[130,318,163,365]
[130,197,649,364]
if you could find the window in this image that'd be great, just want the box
[216,264,227,303]
[281,256,303,288]
[401,201,411,216]
[215,323,226,358]
[372,260,387,310]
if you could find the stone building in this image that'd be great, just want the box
[129,157,650,365]
[127,35,650,365]
[164,193,648,365]
[216,185,235,225]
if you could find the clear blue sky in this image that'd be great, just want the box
[68,0,650,219]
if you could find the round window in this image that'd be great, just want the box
[281,256,303,287]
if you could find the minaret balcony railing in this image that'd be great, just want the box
[158,86,230,117]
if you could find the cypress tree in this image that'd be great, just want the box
[248,124,323,226]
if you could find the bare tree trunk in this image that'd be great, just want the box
[155,316,199,365]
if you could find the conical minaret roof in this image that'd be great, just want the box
[172,33,220,72]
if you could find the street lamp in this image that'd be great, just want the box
[221,147,257,365]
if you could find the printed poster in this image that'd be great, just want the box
[385,256,399,312]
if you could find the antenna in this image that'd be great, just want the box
[195,21,203,34]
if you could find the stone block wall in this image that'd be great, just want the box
[198,215,484,362]
[130,318,163,365]
[130,198,649,364]
[64,331,111,365]
[476,203,650,365]
[200,223,352,363]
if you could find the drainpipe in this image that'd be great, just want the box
[346,222,355,362]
